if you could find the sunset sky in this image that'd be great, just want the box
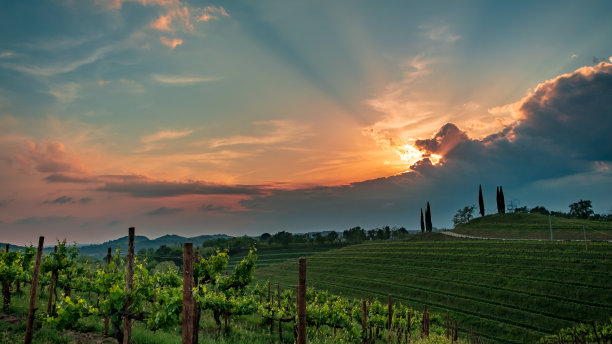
[1,0,611,244]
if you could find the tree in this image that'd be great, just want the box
[496,186,500,213]
[452,205,476,227]
[420,208,425,233]
[478,185,485,217]
[499,186,506,214]
[425,202,432,232]
[259,233,271,241]
[270,231,293,246]
[326,231,338,244]
[342,227,366,244]
[530,206,550,215]
[569,200,594,219]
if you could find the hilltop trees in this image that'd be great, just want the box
[425,202,433,232]
[478,185,485,217]
[342,227,366,243]
[453,205,476,227]
[569,200,594,219]
[420,209,425,232]
[496,186,506,214]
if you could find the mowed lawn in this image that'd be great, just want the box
[254,238,612,343]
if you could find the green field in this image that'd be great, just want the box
[225,244,341,271]
[254,236,612,343]
[453,213,612,240]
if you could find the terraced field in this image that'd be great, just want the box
[454,213,612,240]
[254,239,612,343]
[225,245,340,271]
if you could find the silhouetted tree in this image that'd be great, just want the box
[478,185,485,217]
[453,205,476,227]
[425,202,432,232]
[569,200,594,219]
[420,209,425,233]
[529,206,550,215]
[496,186,500,213]
[499,186,506,214]
[326,231,339,244]
[343,227,366,243]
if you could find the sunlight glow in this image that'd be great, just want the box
[396,144,442,167]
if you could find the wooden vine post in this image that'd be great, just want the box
[297,257,307,344]
[361,300,367,343]
[104,247,111,337]
[387,294,392,344]
[24,236,44,344]
[182,243,194,344]
[123,227,135,344]
[46,245,58,314]
[2,244,9,312]
[192,250,200,344]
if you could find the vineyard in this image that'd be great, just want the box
[1,230,465,344]
[254,238,612,343]
[453,213,612,240]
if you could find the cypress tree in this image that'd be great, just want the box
[420,208,425,233]
[496,186,501,214]
[478,185,485,217]
[425,202,432,232]
[499,186,506,214]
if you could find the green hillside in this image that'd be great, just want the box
[254,237,612,343]
[453,213,612,240]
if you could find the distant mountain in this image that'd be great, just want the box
[2,233,231,258]
[78,234,231,257]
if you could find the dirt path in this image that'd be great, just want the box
[440,230,612,242]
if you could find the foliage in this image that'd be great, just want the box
[530,206,550,215]
[45,295,98,330]
[452,205,476,227]
[539,319,612,343]
[569,199,594,219]
[478,185,485,217]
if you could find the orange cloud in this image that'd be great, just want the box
[14,141,88,174]
[150,13,173,31]
[198,6,229,22]
[159,37,183,49]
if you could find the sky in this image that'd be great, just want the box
[1,0,611,245]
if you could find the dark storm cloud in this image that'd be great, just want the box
[78,197,92,204]
[0,199,14,207]
[512,62,612,161]
[237,61,612,231]
[201,204,231,213]
[44,195,74,204]
[45,172,267,198]
[414,123,468,155]
[145,207,184,216]
[97,180,267,198]
[45,174,98,183]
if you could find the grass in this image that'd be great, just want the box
[254,237,612,343]
[453,213,612,240]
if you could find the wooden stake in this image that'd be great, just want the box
[123,227,135,344]
[387,294,392,344]
[104,247,111,337]
[182,243,194,344]
[24,236,44,344]
[46,245,58,315]
[277,283,283,342]
[193,251,200,344]
[361,300,367,343]
[297,258,306,344]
